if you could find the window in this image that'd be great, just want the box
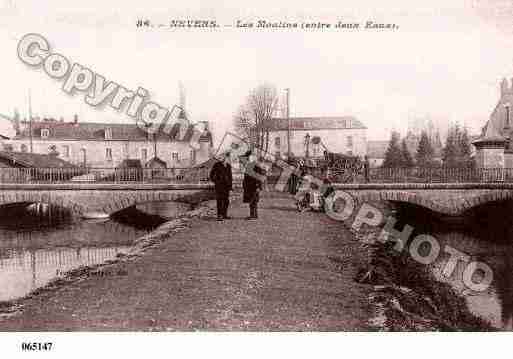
[106,148,112,161]
[62,145,70,157]
[190,150,196,165]
[346,150,353,156]
[20,144,28,153]
[3,144,13,152]
[274,137,281,148]
[141,148,148,162]
[347,135,353,147]
[172,152,179,162]
[48,145,57,155]
[313,146,319,157]
[105,128,112,140]
[79,148,87,167]
[41,128,50,138]
[275,151,281,159]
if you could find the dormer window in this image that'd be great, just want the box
[41,128,50,138]
[105,128,112,140]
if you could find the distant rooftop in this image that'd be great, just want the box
[14,117,212,143]
[0,151,76,168]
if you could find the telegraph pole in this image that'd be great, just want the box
[153,133,158,159]
[286,88,290,159]
[28,90,33,153]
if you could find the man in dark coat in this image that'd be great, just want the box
[209,152,233,221]
[242,151,266,220]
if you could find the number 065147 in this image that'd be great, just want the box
[21,342,53,351]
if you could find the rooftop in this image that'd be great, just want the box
[13,118,212,143]
[0,151,77,168]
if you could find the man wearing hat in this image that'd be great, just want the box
[209,151,233,221]
[241,150,265,220]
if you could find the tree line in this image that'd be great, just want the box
[383,124,473,168]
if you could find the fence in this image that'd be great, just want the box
[268,166,513,184]
[0,166,210,184]
[367,167,513,183]
[2,166,513,184]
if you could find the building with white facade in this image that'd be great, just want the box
[3,116,213,169]
[265,116,367,159]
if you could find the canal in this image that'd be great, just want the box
[0,201,191,303]
[393,201,513,330]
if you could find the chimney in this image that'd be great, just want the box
[73,114,79,126]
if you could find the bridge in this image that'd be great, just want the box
[0,166,512,217]
[332,183,513,216]
[293,166,513,216]
[0,167,214,218]
[0,182,215,218]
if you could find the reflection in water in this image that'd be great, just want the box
[0,246,130,301]
[394,202,513,330]
[429,231,504,328]
[0,204,153,302]
[136,202,192,219]
[0,200,187,303]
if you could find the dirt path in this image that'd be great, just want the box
[0,196,372,331]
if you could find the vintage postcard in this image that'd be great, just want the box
[0,0,510,357]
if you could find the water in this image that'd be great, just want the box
[394,202,513,330]
[136,202,192,219]
[0,245,132,302]
[427,231,508,328]
[0,202,183,303]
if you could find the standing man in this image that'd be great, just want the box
[242,151,265,220]
[363,155,370,183]
[209,152,233,221]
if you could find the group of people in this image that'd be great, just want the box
[209,150,265,221]
[209,151,337,220]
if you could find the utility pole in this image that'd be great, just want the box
[504,102,511,150]
[153,133,157,159]
[28,90,33,153]
[286,88,290,160]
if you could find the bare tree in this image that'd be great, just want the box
[233,83,279,153]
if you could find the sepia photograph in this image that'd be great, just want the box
[0,0,512,357]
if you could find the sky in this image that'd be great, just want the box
[1,0,513,143]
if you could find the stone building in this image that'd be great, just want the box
[3,116,213,169]
[475,77,513,168]
[265,116,367,159]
